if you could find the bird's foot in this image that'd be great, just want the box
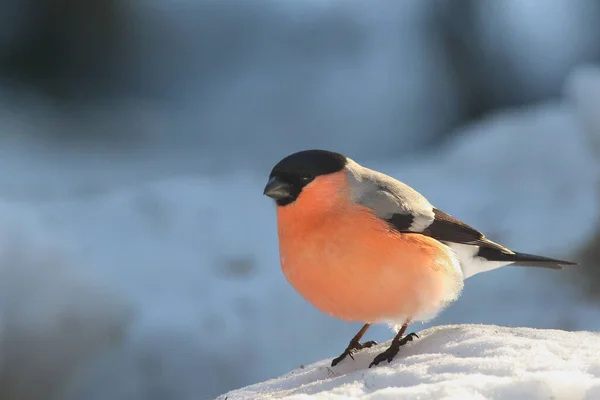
[368,332,418,368]
[331,340,378,367]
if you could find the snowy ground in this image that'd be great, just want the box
[0,66,599,400]
[220,324,600,400]
[0,207,133,400]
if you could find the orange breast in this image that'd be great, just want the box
[276,172,462,323]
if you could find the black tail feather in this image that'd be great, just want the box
[477,247,577,270]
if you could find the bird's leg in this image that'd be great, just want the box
[331,323,377,366]
[369,322,418,368]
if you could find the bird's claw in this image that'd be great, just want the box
[331,340,378,366]
[368,347,398,368]
[361,340,378,348]
[368,332,418,368]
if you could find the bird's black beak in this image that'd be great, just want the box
[263,177,292,200]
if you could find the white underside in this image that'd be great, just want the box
[445,242,513,279]
[384,242,512,331]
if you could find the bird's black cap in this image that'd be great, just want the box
[264,150,347,206]
[268,150,347,180]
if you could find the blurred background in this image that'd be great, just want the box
[1,0,600,399]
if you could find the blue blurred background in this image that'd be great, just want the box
[1,1,600,399]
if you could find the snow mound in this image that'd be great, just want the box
[221,325,600,400]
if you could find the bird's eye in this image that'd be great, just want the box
[300,176,314,183]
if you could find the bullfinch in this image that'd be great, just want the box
[263,149,576,368]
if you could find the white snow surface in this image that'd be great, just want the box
[0,66,600,399]
[220,324,600,400]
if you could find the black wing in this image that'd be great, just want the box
[386,208,577,267]
[386,208,512,253]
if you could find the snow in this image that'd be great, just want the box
[0,65,600,400]
[0,205,133,400]
[220,324,600,400]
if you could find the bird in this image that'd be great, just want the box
[263,149,577,368]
